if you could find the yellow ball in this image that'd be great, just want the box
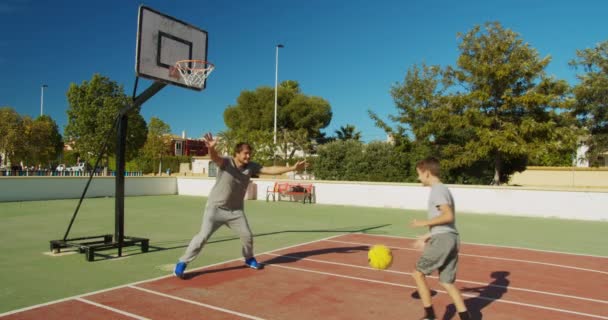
[368,244,393,270]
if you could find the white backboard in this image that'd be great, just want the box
[136,6,209,91]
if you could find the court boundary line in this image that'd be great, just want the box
[128,285,267,320]
[325,239,608,275]
[0,234,344,317]
[75,298,151,320]
[360,233,608,259]
[267,262,608,320]
[3,232,605,319]
[263,252,608,305]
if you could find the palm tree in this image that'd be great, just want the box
[335,124,362,141]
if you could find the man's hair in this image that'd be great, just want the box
[234,142,253,155]
[416,157,441,177]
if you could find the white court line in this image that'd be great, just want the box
[267,263,608,320]
[129,286,266,320]
[263,253,608,305]
[75,298,151,320]
[326,239,608,275]
[349,233,608,259]
[0,234,343,317]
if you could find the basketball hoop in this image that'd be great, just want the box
[169,60,215,89]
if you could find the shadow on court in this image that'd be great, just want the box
[442,271,510,320]
[84,224,390,261]
[262,245,370,265]
[180,264,250,280]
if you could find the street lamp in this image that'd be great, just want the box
[273,44,284,146]
[40,84,48,116]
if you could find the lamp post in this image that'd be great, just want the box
[40,84,48,116]
[273,44,284,146]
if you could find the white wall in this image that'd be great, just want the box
[177,178,608,221]
[2,177,607,221]
[0,177,177,202]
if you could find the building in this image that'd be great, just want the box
[170,131,208,157]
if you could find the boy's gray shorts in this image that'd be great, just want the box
[416,232,460,284]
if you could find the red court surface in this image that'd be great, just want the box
[2,233,607,319]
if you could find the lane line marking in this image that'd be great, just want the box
[325,239,608,275]
[75,298,151,320]
[128,286,267,320]
[0,234,342,317]
[345,233,608,259]
[263,252,608,304]
[267,263,608,320]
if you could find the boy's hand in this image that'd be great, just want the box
[410,219,427,228]
[412,239,426,250]
[412,234,430,250]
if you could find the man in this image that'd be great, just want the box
[174,132,306,278]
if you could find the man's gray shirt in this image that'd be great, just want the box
[207,157,262,210]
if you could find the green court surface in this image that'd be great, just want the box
[0,195,606,313]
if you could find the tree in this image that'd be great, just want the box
[280,128,312,161]
[0,107,23,167]
[217,129,275,164]
[377,22,577,185]
[314,140,409,182]
[334,124,362,141]
[315,140,365,180]
[570,40,608,166]
[64,74,147,165]
[223,80,332,142]
[223,80,332,163]
[19,115,63,167]
[449,22,577,183]
[141,117,171,175]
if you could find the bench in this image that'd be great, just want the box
[266,182,314,204]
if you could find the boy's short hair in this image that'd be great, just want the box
[416,157,441,177]
[234,142,252,155]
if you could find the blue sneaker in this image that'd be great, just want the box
[174,261,187,279]
[245,257,263,270]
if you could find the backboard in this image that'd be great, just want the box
[135,6,209,91]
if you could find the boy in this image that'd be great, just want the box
[410,157,470,320]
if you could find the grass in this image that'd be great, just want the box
[0,195,607,313]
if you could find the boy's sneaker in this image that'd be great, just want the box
[245,257,263,270]
[174,261,187,279]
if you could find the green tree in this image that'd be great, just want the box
[216,129,275,164]
[377,22,577,185]
[64,74,148,165]
[17,115,63,168]
[141,117,171,175]
[360,141,410,182]
[334,124,362,141]
[223,80,332,141]
[570,40,608,166]
[315,140,365,180]
[314,140,410,182]
[223,80,332,163]
[450,22,577,183]
[0,107,23,167]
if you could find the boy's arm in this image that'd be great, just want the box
[410,204,455,228]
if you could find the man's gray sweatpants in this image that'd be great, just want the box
[179,205,253,263]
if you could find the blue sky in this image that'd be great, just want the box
[1,0,606,142]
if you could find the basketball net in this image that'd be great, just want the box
[170,60,215,89]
